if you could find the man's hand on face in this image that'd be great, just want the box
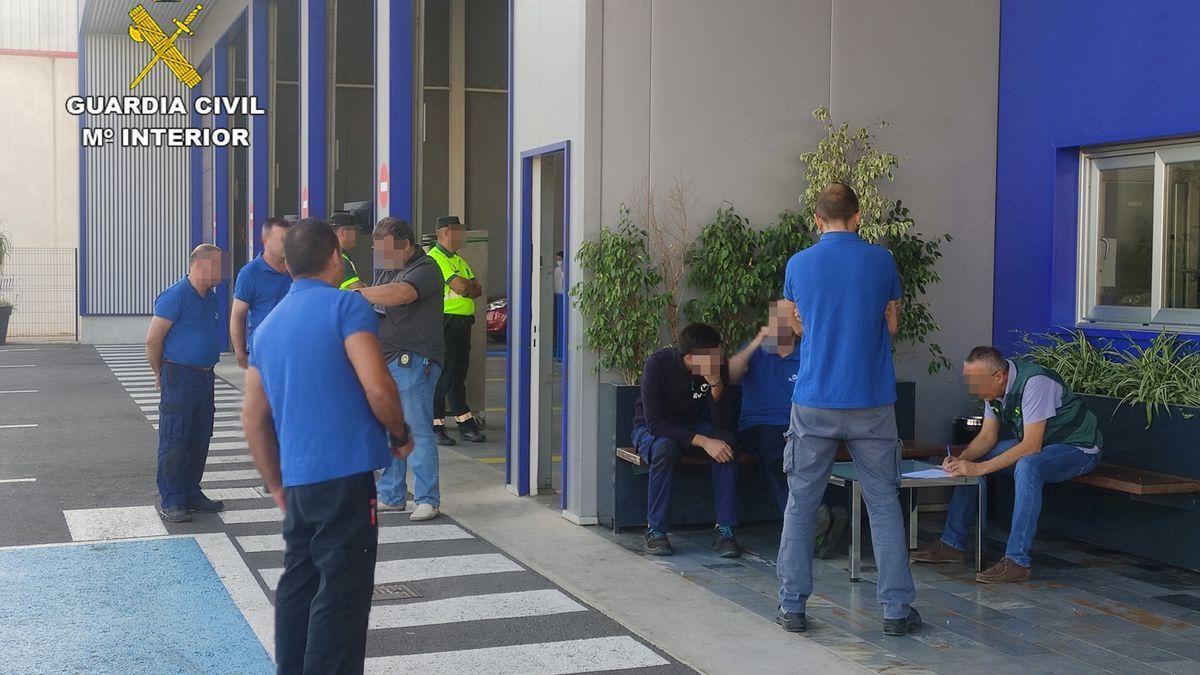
[698,435,734,463]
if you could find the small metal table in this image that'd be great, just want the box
[827,459,987,581]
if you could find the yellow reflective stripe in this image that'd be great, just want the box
[339,276,361,290]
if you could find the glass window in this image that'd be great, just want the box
[1080,141,1200,328]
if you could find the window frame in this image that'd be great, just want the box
[1077,138,1200,331]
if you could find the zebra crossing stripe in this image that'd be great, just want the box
[202,469,260,483]
[220,507,282,524]
[209,440,250,451]
[260,553,524,591]
[367,589,586,630]
[201,487,266,501]
[207,454,251,465]
[237,524,473,553]
[361,636,669,674]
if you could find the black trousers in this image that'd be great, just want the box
[434,313,474,419]
[275,472,378,675]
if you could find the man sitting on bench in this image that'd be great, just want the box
[729,300,847,558]
[632,323,741,558]
[912,345,1102,583]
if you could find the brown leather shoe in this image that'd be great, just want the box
[910,540,966,563]
[976,557,1031,584]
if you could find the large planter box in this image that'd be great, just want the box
[994,395,1200,571]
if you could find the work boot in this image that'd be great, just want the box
[713,525,742,558]
[975,557,1031,584]
[458,417,487,443]
[644,529,673,556]
[911,539,967,564]
[818,506,848,559]
[433,424,457,446]
[883,608,922,636]
[187,496,225,513]
[775,607,807,633]
[158,504,192,523]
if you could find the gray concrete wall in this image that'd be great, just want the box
[594,0,999,442]
[0,53,79,249]
[829,0,999,440]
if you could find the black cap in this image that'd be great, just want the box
[329,211,356,229]
[436,215,464,229]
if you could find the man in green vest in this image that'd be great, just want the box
[912,346,1102,583]
[330,211,365,290]
[427,216,486,444]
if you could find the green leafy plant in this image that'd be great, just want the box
[684,206,813,352]
[1021,330,1200,427]
[799,106,951,373]
[571,206,669,385]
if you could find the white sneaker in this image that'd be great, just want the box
[409,503,440,521]
[377,500,406,512]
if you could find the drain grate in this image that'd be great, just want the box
[373,582,421,601]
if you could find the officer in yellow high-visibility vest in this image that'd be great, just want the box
[427,216,486,445]
[330,212,366,290]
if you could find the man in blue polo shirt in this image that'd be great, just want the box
[243,219,413,673]
[145,244,224,523]
[231,217,292,369]
[774,183,919,637]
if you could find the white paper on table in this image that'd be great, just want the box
[902,468,952,479]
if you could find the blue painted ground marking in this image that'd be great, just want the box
[0,537,272,674]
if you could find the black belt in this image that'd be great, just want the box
[164,360,214,373]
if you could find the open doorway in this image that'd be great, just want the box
[330,0,375,276]
[515,142,569,505]
[229,24,249,277]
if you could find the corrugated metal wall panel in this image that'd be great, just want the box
[82,34,192,315]
[0,0,79,52]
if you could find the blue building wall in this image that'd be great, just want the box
[994,0,1200,351]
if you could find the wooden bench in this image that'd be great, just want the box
[1071,463,1200,495]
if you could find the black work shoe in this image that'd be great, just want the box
[775,607,807,633]
[713,525,742,558]
[188,496,225,513]
[458,417,487,443]
[433,425,457,446]
[159,504,193,523]
[883,608,922,636]
[644,529,673,556]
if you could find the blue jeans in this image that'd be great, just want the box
[778,404,915,620]
[156,362,215,509]
[941,439,1100,567]
[376,356,442,507]
[631,422,739,532]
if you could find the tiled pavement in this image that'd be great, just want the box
[92,345,693,674]
[609,520,1200,674]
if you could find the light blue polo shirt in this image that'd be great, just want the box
[153,276,220,368]
[738,344,801,431]
[233,254,292,347]
[249,278,390,487]
[783,231,901,409]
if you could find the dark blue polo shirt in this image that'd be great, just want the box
[783,231,901,409]
[738,344,801,431]
[153,276,220,368]
[233,255,292,347]
[249,278,389,487]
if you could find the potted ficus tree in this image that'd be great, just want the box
[0,231,12,345]
[1016,330,1200,570]
[570,206,668,526]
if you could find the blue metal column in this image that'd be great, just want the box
[248,0,270,254]
[212,37,231,352]
[374,0,414,222]
[300,0,328,218]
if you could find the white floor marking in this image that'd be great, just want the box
[192,533,275,659]
[362,636,669,674]
[206,454,251,465]
[0,477,36,484]
[63,506,168,541]
[0,390,37,394]
[0,424,38,429]
[237,524,473,553]
[0,364,35,369]
[144,411,242,422]
[201,487,265,501]
[209,440,250,450]
[0,348,40,352]
[368,589,586,630]
[220,507,283,524]
[210,430,246,439]
[261,553,524,591]
[201,469,261,483]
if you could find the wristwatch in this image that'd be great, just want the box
[389,424,412,447]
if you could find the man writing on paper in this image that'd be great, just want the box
[912,346,1102,583]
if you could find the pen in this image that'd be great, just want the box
[945,444,953,460]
